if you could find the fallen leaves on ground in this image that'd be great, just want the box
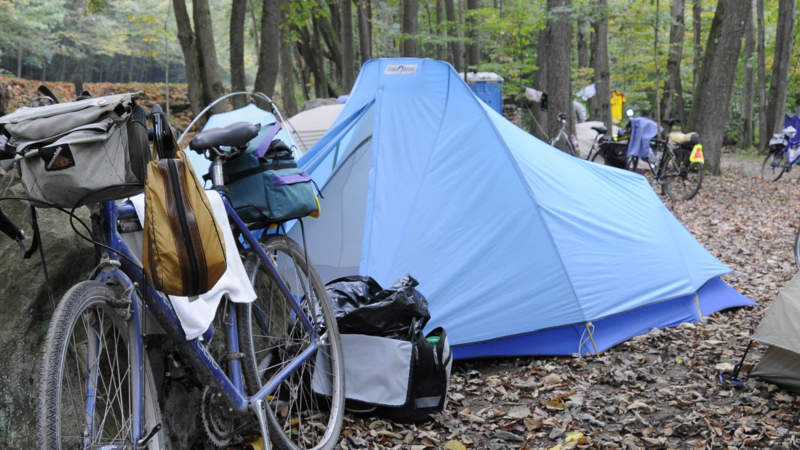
[336,156,800,449]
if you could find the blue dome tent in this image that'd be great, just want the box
[293,58,753,359]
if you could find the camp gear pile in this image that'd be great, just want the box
[0,93,150,208]
[313,275,451,422]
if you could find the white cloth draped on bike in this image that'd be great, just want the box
[126,190,256,340]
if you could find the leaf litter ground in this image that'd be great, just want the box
[340,156,800,449]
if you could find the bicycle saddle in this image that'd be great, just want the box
[190,122,260,152]
[668,131,698,145]
[591,125,608,134]
[663,118,681,127]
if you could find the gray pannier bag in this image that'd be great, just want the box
[0,92,151,208]
[312,275,453,422]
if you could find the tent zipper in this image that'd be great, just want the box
[167,158,201,294]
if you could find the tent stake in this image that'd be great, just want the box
[694,293,703,319]
[584,323,600,357]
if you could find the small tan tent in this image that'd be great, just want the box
[285,104,344,152]
[751,273,800,393]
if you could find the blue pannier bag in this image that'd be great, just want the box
[223,136,318,224]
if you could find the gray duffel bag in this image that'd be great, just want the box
[0,92,151,208]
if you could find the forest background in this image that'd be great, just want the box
[0,0,797,175]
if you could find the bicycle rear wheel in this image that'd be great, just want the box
[663,156,703,200]
[761,150,787,181]
[237,235,344,450]
[37,281,162,449]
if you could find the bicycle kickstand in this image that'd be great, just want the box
[251,399,273,450]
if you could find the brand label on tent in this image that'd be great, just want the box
[385,64,417,75]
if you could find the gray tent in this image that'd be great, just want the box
[751,273,800,393]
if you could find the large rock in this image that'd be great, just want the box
[0,174,93,447]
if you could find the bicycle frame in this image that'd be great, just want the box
[91,194,322,445]
[769,144,800,167]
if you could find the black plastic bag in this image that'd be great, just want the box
[325,274,430,340]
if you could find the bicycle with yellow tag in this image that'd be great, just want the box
[627,118,704,201]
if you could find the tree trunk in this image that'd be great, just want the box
[193,0,226,112]
[17,40,22,78]
[0,81,8,116]
[545,0,573,142]
[688,0,749,175]
[741,0,755,148]
[280,0,299,116]
[577,18,589,68]
[445,0,464,71]
[357,0,372,64]
[316,7,343,85]
[230,0,247,108]
[466,0,480,67]
[662,0,685,126]
[254,0,281,98]
[653,0,661,130]
[311,21,329,97]
[692,0,702,92]
[532,28,549,139]
[765,0,796,136]
[341,0,355,91]
[436,0,444,59]
[248,0,261,51]
[592,0,612,132]
[757,0,767,150]
[402,0,420,56]
[58,54,67,82]
[173,0,204,115]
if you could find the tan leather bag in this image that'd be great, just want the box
[142,147,226,296]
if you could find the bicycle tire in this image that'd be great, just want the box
[663,158,703,201]
[761,151,787,181]
[590,149,607,165]
[37,280,162,449]
[237,235,344,450]
[794,226,800,269]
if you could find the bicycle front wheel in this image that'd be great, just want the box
[37,281,162,449]
[238,235,344,450]
[761,151,787,181]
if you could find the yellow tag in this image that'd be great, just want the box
[308,194,321,218]
[689,144,704,164]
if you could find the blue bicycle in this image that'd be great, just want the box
[761,125,799,181]
[33,101,345,449]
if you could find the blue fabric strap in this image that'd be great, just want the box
[254,122,283,158]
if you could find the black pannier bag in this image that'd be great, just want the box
[599,139,629,169]
[312,275,452,422]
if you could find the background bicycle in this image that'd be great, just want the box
[761,125,799,181]
[627,134,703,201]
[549,112,579,157]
